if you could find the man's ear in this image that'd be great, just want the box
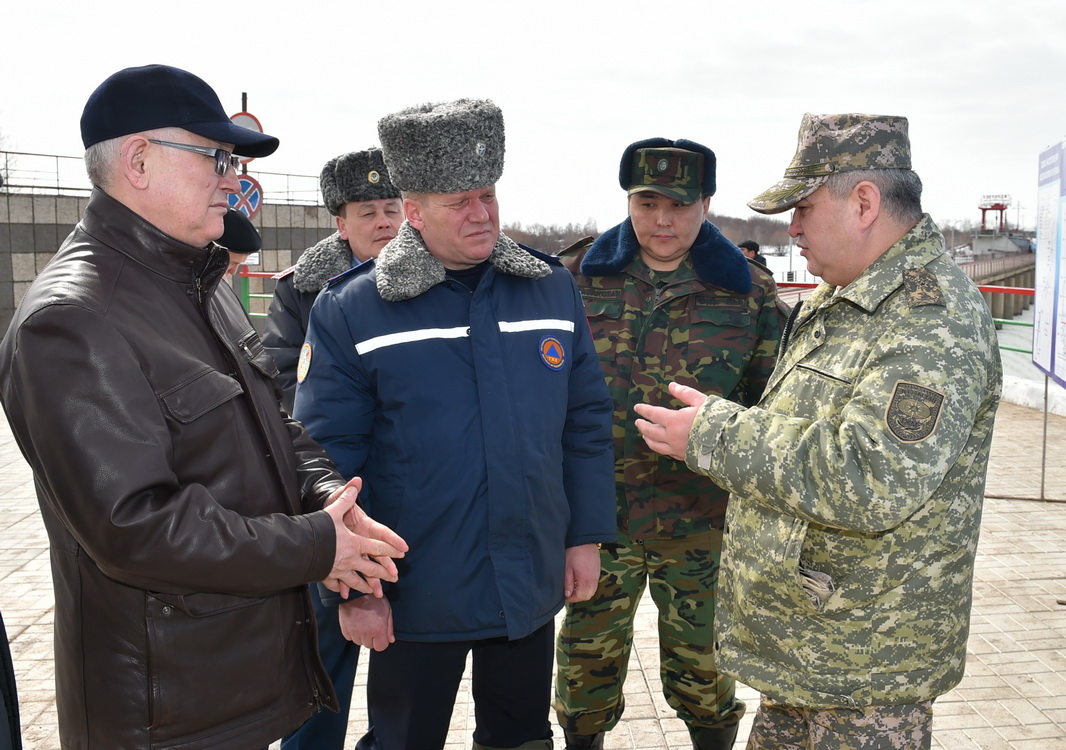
[853,181,881,230]
[404,196,425,231]
[120,136,151,190]
[335,213,348,241]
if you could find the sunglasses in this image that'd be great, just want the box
[147,139,241,176]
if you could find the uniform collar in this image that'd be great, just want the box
[292,232,355,293]
[824,214,945,314]
[579,217,752,294]
[374,220,550,302]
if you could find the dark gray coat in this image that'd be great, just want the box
[263,232,354,414]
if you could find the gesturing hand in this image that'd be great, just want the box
[633,382,707,462]
[322,478,408,598]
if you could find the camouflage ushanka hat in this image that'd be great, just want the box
[620,137,716,203]
[748,113,911,215]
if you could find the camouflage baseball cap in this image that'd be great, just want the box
[626,147,706,204]
[748,113,911,214]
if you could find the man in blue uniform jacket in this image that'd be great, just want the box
[294,98,616,750]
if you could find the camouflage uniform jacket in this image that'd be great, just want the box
[560,217,783,539]
[686,215,1003,708]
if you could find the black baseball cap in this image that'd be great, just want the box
[80,64,279,158]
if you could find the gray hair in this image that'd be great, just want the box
[825,168,923,225]
[84,137,121,189]
[83,127,186,189]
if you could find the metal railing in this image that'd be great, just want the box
[0,150,323,205]
[236,271,275,316]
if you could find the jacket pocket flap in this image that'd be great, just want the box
[149,591,267,618]
[160,369,243,424]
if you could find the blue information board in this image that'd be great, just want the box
[1033,140,1066,388]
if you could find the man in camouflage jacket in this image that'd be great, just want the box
[636,114,1002,749]
[555,138,784,750]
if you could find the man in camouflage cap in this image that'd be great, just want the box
[635,113,1002,748]
[294,99,616,750]
[554,137,785,750]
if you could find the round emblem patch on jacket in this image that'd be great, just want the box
[297,342,313,384]
[539,336,566,371]
[885,380,945,443]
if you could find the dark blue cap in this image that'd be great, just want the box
[619,137,716,197]
[80,64,279,158]
[218,209,262,254]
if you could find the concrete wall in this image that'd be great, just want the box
[0,192,336,332]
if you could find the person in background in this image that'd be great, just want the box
[554,137,784,750]
[1,609,19,750]
[295,98,617,750]
[264,149,402,415]
[218,208,261,281]
[737,239,769,270]
[0,64,407,749]
[635,113,1002,749]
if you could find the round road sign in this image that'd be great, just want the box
[228,175,264,219]
[230,111,265,165]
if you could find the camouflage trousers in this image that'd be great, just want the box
[746,697,933,749]
[554,530,745,734]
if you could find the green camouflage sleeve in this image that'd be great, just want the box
[735,268,785,406]
[685,297,999,533]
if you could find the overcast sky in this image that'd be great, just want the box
[3,0,1063,234]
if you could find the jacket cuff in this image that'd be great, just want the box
[305,508,338,583]
[687,395,740,475]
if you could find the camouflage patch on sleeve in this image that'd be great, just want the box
[902,267,945,308]
[885,380,946,443]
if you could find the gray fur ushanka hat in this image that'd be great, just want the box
[377,99,504,194]
[319,148,400,216]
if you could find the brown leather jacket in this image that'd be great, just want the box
[0,190,344,749]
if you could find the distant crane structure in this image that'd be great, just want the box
[979,193,1012,233]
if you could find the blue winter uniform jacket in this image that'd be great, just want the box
[294,222,616,642]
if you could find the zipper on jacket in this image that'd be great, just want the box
[779,300,804,357]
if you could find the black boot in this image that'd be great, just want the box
[472,740,553,750]
[688,723,740,750]
[563,731,605,750]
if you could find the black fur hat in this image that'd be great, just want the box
[378,99,504,194]
[319,148,400,216]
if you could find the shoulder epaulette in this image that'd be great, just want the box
[902,267,945,308]
[520,244,563,266]
[272,264,297,280]
[557,236,596,259]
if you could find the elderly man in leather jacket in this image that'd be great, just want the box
[0,64,407,750]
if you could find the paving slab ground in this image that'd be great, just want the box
[2,399,1065,749]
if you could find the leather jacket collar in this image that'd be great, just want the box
[82,188,227,285]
